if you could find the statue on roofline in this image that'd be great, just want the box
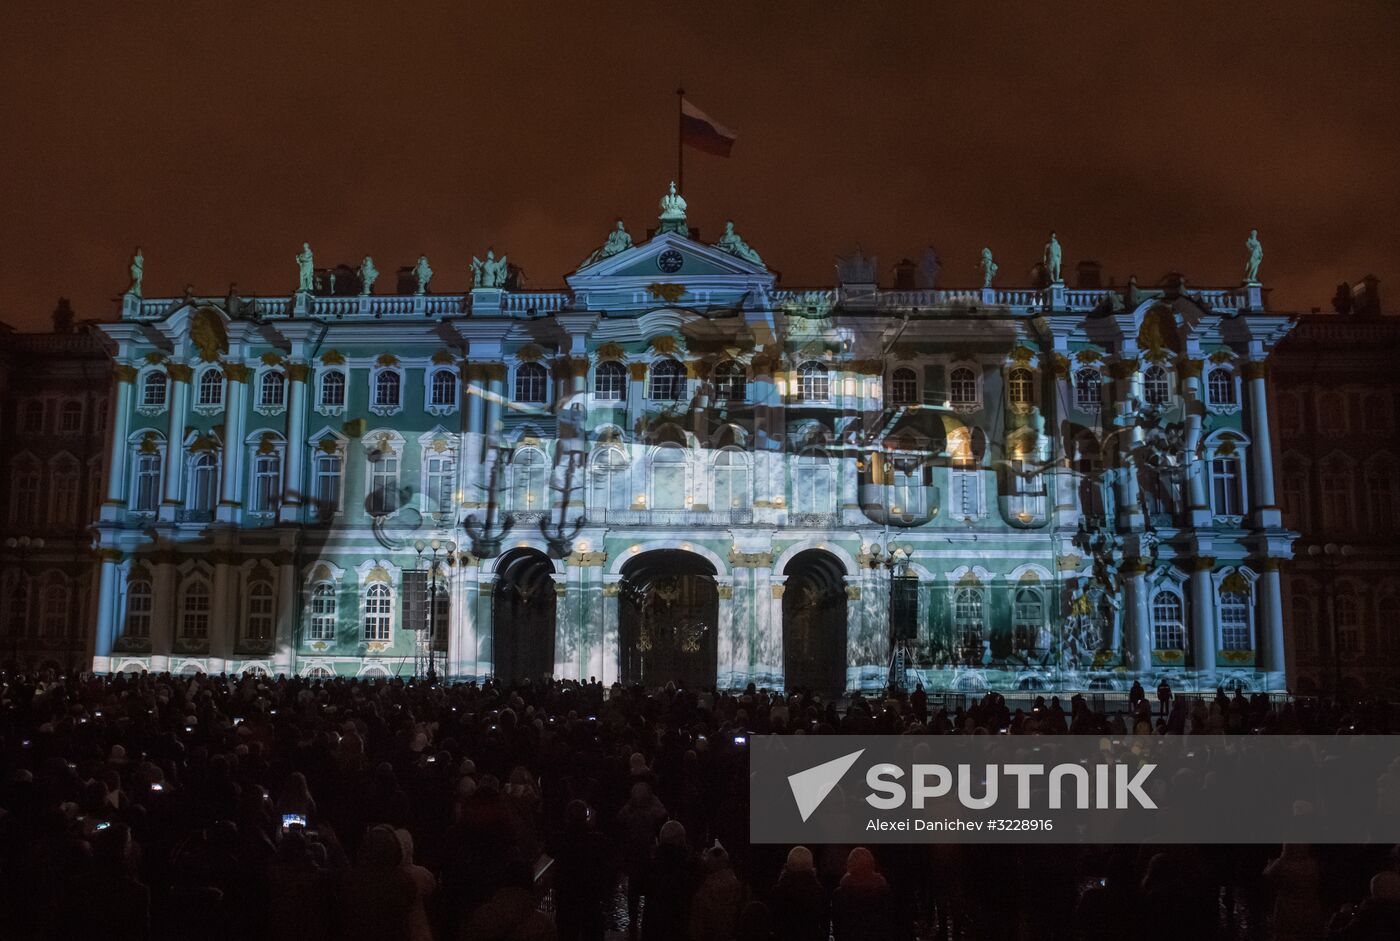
[128,247,144,297]
[713,220,763,266]
[1244,229,1263,284]
[659,181,686,221]
[980,247,998,288]
[582,220,634,267]
[1044,231,1062,283]
[296,242,315,293]
[472,250,509,289]
[414,255,433,294]
[359,256,378,295]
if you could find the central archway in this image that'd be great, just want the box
[619,550,718,688]
[782,549,848,695]
[492,548,556,684]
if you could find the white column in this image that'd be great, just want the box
[463,363,487,506]
[1181,361,1211,527]
[211,562,235,672]
[450,566,479,681]
[159,366,191,522]
[1189,557,1217,680]
[274,558,296,676]
[1244,361,1280,527]
[92,554,120,672]
[1260,560,1286,679]
[217,367,248,524]
[601,579,620,686]
[763,574,786,689]
[151,560,176,673]
[1126,563,1153,672]
[475,578,495,679]
[844,573,870,691]
[1111,360,1142,529]
[715,578,736,688]
[103,368,135,518]
[279,363,309,522]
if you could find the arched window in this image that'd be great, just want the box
[41,584,68,638]
[188,452,219,512]
[142,372,168,408]
[713,448,749,510]
[1152,590,1185,650]
[954,587,985,653]
[1013,587,1045,654]
[1335,592,1360,654]
[1365,461,1396,532]
[424,451,455,513]
[648,359,686,401]
[514,362,548,403]
[1207,367,1236,406]
[364,583,393,641]
[251,452,281,515]
[1291,591,1315,654]
[258,371,285,409]
[132,451,162,512]
[594,361,626,401]
[1209,437,1246,517]
[890,367,918,406]
[429,369,458,408]
[890,457,926,519]
[1074,367,1102,411]
[50,460,80,527]
[125,579,153,638]
[59,400,84,434]
[1142,364,1170,406]
[511,447,547,511]
[245,580,274,642]
[309,583,337,641]
[589,447,630,515]
[1006,367,1033,409]
[1219,590,1252,651]
[21,400,45,433]
[794,450,833,513]
[1321,460,1354,529]
[373,370,401,409]
[949,366,979,409]
[319,370,346,408]
[796,362,828,402]
[180,581,211,640]
[197,369,224,407]
[9,459,40,527]
[714,360,747,401]
[651,445,687,510]
[1378,596,1399,653]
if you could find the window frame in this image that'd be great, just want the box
[593,361,626,401]
[58,400,85,435]
[1151,589,1186,650]
[1141,364,1171,407]
[1218,589,1253,651]
[648,358,687,401]
[795,361,829,403]
[948,365,980,412]
[363,583,393,642]
[244,578,275,643]
[194,367,225,412]
[1006,367,1034,411]
[889,367,919,406]
[180,579,211,641]
[309,582,338,642]
[317,368,347,415]
[1073,366,1102,412]
[124,577,153,639]
[426,367,459,415]
[139,371,169,414]
[713,360,748,402]
[370,367,404,416]
[513,362,549,404]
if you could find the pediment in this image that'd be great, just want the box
[566,232,775,312]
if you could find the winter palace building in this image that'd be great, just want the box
[83,188,1297,693]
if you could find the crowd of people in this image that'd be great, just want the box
[1,668,1398,941]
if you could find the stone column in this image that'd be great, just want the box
[845,572,880,691]
[1109,359,1142,529]
[211,559,235,672]
[160,364,192,522]
[218,364,249,524]
[601,579,620,686]
[92,551,121,672]
[1123,558,1153,673]
[279,362,310,522]
[1243,361,1280,528]
[1179,360,1211,527]
[1050,356,1081,524]
[1259,558,1286,679]
[151,558,177,673]
[715,578,736,688]
[274,555,296,676]
[762,574,786,689]
[475,579,495,679]
[1189,556,1217,680]
[551,573,573,679]
[463,364,487,505]
[103,366,136,519]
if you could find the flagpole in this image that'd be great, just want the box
[676,86,685,194]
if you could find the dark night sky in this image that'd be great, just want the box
[3,1,1398,329]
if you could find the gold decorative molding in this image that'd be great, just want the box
[602,583,620,597]
[646,283,685,304]
[95,548,124,563]
[597,342,625,361]
[144,351,165,365]
[516,343,544,363]
[1050,353,1071,378]
[1178,358,1204,379]
[1008,345,1036,365]
[260,352,284,366]
[649,335,679,355]
[772,584,785,598]
[316,438,340,454]
[716,585,733,599]
[1108,360,1137,381]
[554,583,568,596]
[569,357,590,378]
[1208,350,1235,364]
[1188,555,1217,572]
[321,349,346,365]
[190,306,229,362]
[728,548,773,568]
[482,363,507,381]
[846,585,862,600]
[138,431,161,454]
[431,349,456,365]
[167,363,193,383]
[223,362,251,383]
[1056,554,1082,570]
[1220,570,1251,593]
[376,353,400,367]
[366,565,391,583]
[1242,361,1268,380]
[628,362,649,381]
[286,362,310,382]
[113,364,139,383]
[1074,348,1104,364]
[566,549,608,567]
[257,432,279,455]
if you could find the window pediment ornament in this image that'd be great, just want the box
[431,349,456,365]
[516,343,545,362]
[321,349,346,365]
[167,363,194,383]
[376,353,400,367]
[190,307,229,363]
[1007,345,1036,366]
[596,342,625,360]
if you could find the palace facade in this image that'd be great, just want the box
[88,189,1296,692]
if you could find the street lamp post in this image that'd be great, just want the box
[869,541,912,690]
[414,538,455,683]
[1306,542,1354,699]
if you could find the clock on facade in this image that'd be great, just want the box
[657,249,684,274]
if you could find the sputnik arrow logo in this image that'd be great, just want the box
[787,749,865,822]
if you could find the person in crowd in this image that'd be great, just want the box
[830,847,890,941]
[1265,843,1325,941]
[768,845,829,941]
[689,842,746,941]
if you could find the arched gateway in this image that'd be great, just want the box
[781,549,848,696]
[619,549,718,688]
[491,548,556,684]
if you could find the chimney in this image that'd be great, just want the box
[892,259,917,291]
[52,298,75,333]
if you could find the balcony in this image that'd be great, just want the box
[591,508,753,527]
[858,485,940,527]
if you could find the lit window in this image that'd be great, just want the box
[364,583,393,642]
[890,368,918,406]
[954,587,984,653]
[59,401,84,434]
[181,581,211,639]
[714,360,747,401]
[1219,590,1251,651]
[245,580,274,642]
[1006,368,1033,409]
[1142,365,1170,406]
[259,372,285,409]
[197,369,224,407]
[142,373,168,408]
[373,370,401,409]
[1210,440,1245,517]
[313,452,342,518]
[125,579,153,638]
[890,458,926,520]
[367,450,401,516]
[429,369,457,408]
[424,452,455,514]
[1207,367,1235,406]
[1013,587,1044,654]
[594,361,626,400]
[796,362,828,402]
[1152,591,1185,650]
[648,359,686,401]
[319,370,346,407]
[794,450,833,513]
[309,583,337,641]
[514,363,548,403]
[132,452,161,512]
[650,445,687,510]
[188,452,219,511]
[589,447,630,515]
[511,447,547,511]
[950,367,978,409]
[251,453,281,515]
[1074,367,1101,411]
[713,448,749,510]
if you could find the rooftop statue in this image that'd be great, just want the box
[296,242,315,293]
[713,220,763,266]
[1044,231,1062,283]
[128,247,144,297]
[1244,229,1263,284]
[836,248,877,284]
[413,255,433,294]
[472,250,509,289]
[359,256,378,295]
[583,220,634,266]
[659,181,686,221]
[980,247,999,288]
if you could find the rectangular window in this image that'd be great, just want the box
[1368,474,1394,532]
[125,585,153,639]
[309,586,337,641]
[59,402,84,434]
[425,454,455,514]
[952,467,981,518]
[314,453,342,516]
[252,454,281,514]
[134,454,161,512]
[368,454,400,515]
[1219,593,1251,651]
[1322,474,1353,529]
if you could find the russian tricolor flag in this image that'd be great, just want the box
[680,98,737,157]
